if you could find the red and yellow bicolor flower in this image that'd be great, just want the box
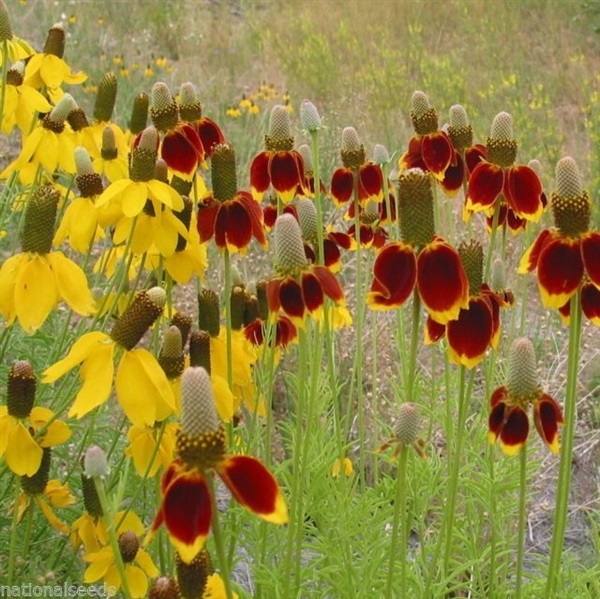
[149,367,288,564]
[488,338,563,455]
[466,112,544,223]
[518,157,600,324]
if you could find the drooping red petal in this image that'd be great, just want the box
[503,165,543,222]
[312,265,344,303]
[301,271,325,313]
[490,386,508,408]
[323,238,342,271]
[275,316,297,347]
[506,208,526,234]
[518,228,554,273]
[217,455,288,523]
[263,204,278,230]
[266,278,283,313]
[581,282,600,325]
[466,162,504,211]
[424,315,445,344]
[440,157,464,197]
[416,240,469,324]
[446,296,494,369]
[158,466,211,563]
[498,405,529,456]
[161,126,201,176]
[367,242,417,310]
[372,228,388,249]
[464,144,487,176]
[250,151,271,197]
[398,136,425,171]
[239,192,267,248]
[422,131,454,178]
[244,319,265,346]
[196,198,220,243]
[358,163,383,201]
[329,231,354,251]
[533,394,563,453]
[581,231,600,287]
[194,117,225,158]
[270,151,302,203]
[537,236,584,309]
[488,401,507,444]
[330,168,354,206]
[379,191,397,224]
[223,199,253,250]
[278,278,306,322]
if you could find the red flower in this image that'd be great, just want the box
[367,238,469,325]
[330,162,383,207]
[399,132,457,187]
[159,123,204,178]
[250,149,306,204]
[244,314,297,348]
[488,386,563,455]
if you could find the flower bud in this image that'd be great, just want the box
[93,72,118,123]
[75,148,104,197]
[300,99,321,132]
[21,185,60,255]
[273,213,309,276]
[297,144,314,173]
[118,531,140,563]
[410,91,438,135]
[506,338,540,401]
[211,143,238,203]
[159,326,185,380]
[487,112,517,168]
[176,549,213,599]
[129,93,149,136]
[551,157,590,238]
[373,144,390,165]
[179,82,203,123]
[197,289,220,337]
[83,445,109,479]
[395,403,420,445]
[150,82,179,132]
[7,360,36,419]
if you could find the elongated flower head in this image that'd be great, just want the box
[265,105,294,151]
[119,530,140,563]
[45,93,76,131]
[130,126,159,182]
[410,91,438,135]
[7,61,24,85]
[274,213,310,276]
[100,126,118,160]
[448,104,473,151]
[373,143,390,165]
[149,577,178,599]
[197,289,220,337]
[83,445,109,479]
[297,144,313,173]
[0,1,13,41]
[67,103,90,132]
[22,185,59,254]
[255,279,269,320]
[177,367,225,470]
[93,72,118,122]
[21,447,51,495]
[170,312,192,348]
[110,287,167,350]
[491,258,513,303]
[159,326,185,380]
[362,200,380,225]
[81,471,103,517]
[506,338,540,401]
[341,126,366,169]
[397,168,435,248]
[189,330,211,373]
[296,198,318,243]
[43,23,65,58]
[487,112,517,168]
[458,239,483,296]
[129,92,149,136]
[7,360,36,418]
[179,82,203,123]
[151,82,179,132]
[155,158,169,183]
[551,157,590,238]
[243,293,259,326]
[395,402,420,445]
[528,159,543,179]
[75,147,103,197]
[176,549,213,599]
[230,286,248,330]
[210,143,238,202]
[300,99,321,132]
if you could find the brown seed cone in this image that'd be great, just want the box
[93,73,118,123]
[130,127,159,182]
[179,82,203,123]
[81,472,103,518]
[21,448,51,496]
[507,338,540,403]
[7,360,36,419]
[7,64,24,86]
[458,240,483,296]
[110,287,166,350]
[410,91,438,135]
[0,0,14,42]
[149,576,180,599]
[243,294,259,326]
[211,143,238,203]
[21,185,60,254]
[188,330,211,374]
[395,402,420,445]
[150,82,179,132]
[230,286,247,330]
[486,112,517,168]
[129,93,149,136]
[170,312,192,348]
[396,169,435,248]
[255,279,269,321]
[198,289,220,337]
[100,126,118,160]
[42,24,65,58]
[171,175,193,197]
[341,127,366,169]
[118,531,139,563]
[176,549,213,599]
[551,157,590,238]
[67,107,90,132]
[159,326,185,380]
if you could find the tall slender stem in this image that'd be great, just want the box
[207,474,233,599]
[309,130,324,265]
[516,441,528,598]
[545,290,583,597]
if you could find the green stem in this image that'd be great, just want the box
[223,248,234,392]
[484,199,502,283]
[207,474,233,599]
[516,441,528,599]
[385,445,409,598]
[309,130,324,265]
[93,477,132,599]
[407,289,421,401]
[7,481,21,585]
[487,445,498,599]
[545,290,583,597]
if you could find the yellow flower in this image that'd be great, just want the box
[331,457,354,478]
[125,422,178,477]
[1,61,52,134]
[18,479,75,534]
[0,2,34,66]
[83,511,158,598]
[42,289,176,427]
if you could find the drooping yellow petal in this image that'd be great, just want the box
[68,342,115,419]
[3,420,42,476]
[43,331,111,382]
[146,179,184,211]
[29,407,72,447]
[14,254,58,333]
[45,479,75,507]
[124,564,149,598]
[135,550,159,578]
[36,495,70,534]
[121,181,150,217]
[48,251,95,316]
[211,375,234,423]
[0,253,28,324]
[83,547,114,582]
[96,178,135,209]
[125,425,162,477]
[37,130,59,173]
[39,54,70,89]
